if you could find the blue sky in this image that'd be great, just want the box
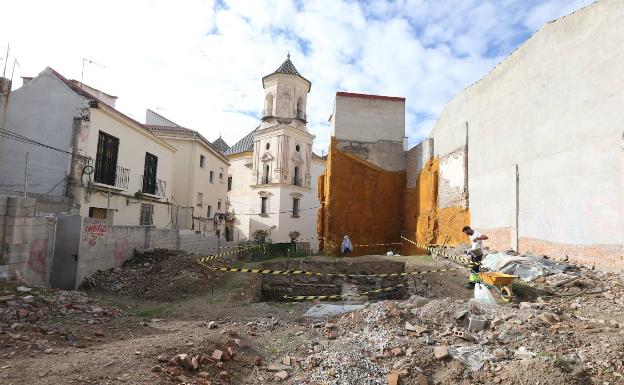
[0,0,594,153]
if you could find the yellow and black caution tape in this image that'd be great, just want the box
[196,245,261,264]
[352,242,403,247]
[283,283,407,301]
[400,236,478,267]
[206,265,462,277]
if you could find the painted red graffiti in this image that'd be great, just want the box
[113,238,129,263]
[27,239,48,276]
[82,221,108,247]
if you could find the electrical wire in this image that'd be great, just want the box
[0,127,89,159]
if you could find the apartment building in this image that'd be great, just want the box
[147,109,230,236]
[0,68,176,227]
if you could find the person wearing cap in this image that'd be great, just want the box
[462,226,488,288]
[341,235,353,256]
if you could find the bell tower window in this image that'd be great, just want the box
[296,97,305,121]
[265,94,274,118]
[263,164,270,184]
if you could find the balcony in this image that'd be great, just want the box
[261,176,272,185]
[293,177,302,187]
[140,175,167,198]
[88,158,130,190]
[261,109,274,120]
[296,110,307,122]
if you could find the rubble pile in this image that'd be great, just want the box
[281,268,624,385]
[0,280,131,359]
[80,249,213,301]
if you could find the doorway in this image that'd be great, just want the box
[50,215,81,290]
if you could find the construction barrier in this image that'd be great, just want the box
[283,283,407,301]
[206,265,463,278]
[400,236,476,267]
[196,245,261,264]
[352,242,403,247]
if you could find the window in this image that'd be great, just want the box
[261,197,268,214]
[209,171,214,183]
[295,144,300,152]
[199,155,205,168]
[227,176,232,191]
[265,142,270,150]
[217,200,222,210]
[263,164,270,184]
[88,207,108,219]
[142,152,158,194]
[197,192,203,207]
[207,205,212,217]
[219,171,223,182]
[94,131,119,185]
[225,227,232,242]
[292,198,300,216]
[140,204,154,226]
[293,166,301,186]
[216,230,221,238]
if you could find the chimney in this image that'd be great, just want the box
[0,77,12,128]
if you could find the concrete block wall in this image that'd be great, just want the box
[77,219,181,284]
[77,220,230,285]
[0,196,56,286]
[178,231,234,255]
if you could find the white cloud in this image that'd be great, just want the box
[0,0,594,154]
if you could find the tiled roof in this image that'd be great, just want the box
[262,55,311,89]
[212,137,230,154]
[225,127,259,156]
[147,125,195,135]
[312,152,327,161]
[146,124,230,164]
[46,67,176,152]
[274,55,301,76]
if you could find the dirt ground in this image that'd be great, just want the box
[1,250,623,385]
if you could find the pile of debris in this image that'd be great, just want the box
[275,269,624,384]
[0,280,132,358]
[80,249,213,301]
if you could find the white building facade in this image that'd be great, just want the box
[225,56,325,251]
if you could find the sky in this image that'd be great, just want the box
[0,0,594,154]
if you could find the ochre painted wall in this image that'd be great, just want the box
[319,138,405,256]
[403,158,469,255]
[319,142,469,257]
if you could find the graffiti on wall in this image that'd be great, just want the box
[113,238,129,263]
[27,239,48,277]
[82,220,108,246]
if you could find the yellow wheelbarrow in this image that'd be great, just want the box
[477,271,518,302]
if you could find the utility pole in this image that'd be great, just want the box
[23,152,29,197]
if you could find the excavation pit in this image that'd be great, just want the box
[256,256,410,301]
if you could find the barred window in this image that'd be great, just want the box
[139,204,154,226]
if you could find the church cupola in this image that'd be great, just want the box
[261,54,311,123]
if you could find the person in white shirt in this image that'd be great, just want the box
[462,226,488,288]
[341,235,353,256]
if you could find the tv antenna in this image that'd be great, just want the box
[80,58,105,87]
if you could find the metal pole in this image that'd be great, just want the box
[106,186,111,218]
[23,152,29,197]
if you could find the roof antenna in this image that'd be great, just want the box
[287,52,290,59]
[81,58,105,88]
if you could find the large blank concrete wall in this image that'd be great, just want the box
[429,0,624,268]
[0,71,85,197]
[331,93,405,143]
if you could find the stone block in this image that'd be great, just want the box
[7,196,36,208]
[6,206,35,217]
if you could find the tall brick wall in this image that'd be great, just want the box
[319,138,405,256]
